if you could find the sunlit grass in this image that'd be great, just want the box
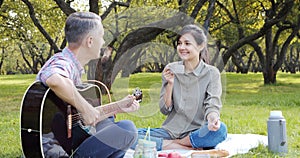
[0,72,299,157]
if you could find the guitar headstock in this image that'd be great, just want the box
[133,87,143,103]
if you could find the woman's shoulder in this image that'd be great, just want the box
[203,63,220,75]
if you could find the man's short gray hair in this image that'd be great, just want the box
[65,12,102,44]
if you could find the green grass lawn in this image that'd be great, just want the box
[0,72,299,157]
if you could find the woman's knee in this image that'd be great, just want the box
[211,122,227,146]
[219,122,228,139]
[190,122,227,148]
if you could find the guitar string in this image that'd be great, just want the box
[68,114,95,127]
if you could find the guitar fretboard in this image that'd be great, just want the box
[99,98,133,116]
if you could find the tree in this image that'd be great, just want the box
[0,0,65,74]
[284,44,300,73]
[263,1,300,83]
[213,0,299,84]
[0,46,7,73]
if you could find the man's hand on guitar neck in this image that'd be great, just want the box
[85,95,140,126]
[95,95,140,119]
[118,95,140,113]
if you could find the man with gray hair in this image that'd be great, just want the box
[36,12,139,157]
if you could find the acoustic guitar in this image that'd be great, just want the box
[20,81,142,158]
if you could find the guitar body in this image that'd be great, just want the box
[20,81,102,158]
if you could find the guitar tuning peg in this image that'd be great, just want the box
[132,87,142,103]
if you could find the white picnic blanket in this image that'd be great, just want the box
[124,133,268,157]
[215,133,268,157]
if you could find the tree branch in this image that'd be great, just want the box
[53,0,76,16]
[18,43,34,72]
[274,14,300,71]
[111,12,193,82]
[21,0,59,52]
[248,41,265,69]
[101,0,131,20]
[190,0,207,19]
[222,0,294,66]
[216,0,236,23]
[89,0,99,14]
[0,0,3,8]
[203,0,216,30]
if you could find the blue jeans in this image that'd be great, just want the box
[131,122,227,151]
[74,117,137,158]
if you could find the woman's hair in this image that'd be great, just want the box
[65,12,102,44]
[177,24,210,64]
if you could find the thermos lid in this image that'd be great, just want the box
[270,111,282,117]
[269,110,285,119]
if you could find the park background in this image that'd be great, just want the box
[0,0,300,157]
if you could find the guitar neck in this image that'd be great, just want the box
[96,98,133,118]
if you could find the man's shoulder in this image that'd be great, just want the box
[49,51,73,63]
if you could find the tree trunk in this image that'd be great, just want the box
[87,59,98,80]
[96,59,113,94]
[263,8,276,84]
[87,58,113,94]
[263,42,278,84]
[263,69,276,84]
[0,47,5,74]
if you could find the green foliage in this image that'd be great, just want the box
[131,0,179,8]
[0,0,65,74]
[1,0,299,84]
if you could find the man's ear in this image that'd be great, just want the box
[86,35,93,48]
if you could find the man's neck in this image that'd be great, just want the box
[67,46,88,66]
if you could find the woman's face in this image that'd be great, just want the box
[177,33,203,62]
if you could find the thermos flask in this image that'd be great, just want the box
[267,111,288,154]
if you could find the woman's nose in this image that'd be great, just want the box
[178,44,185,50]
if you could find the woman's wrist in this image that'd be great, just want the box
[207,112,219,121]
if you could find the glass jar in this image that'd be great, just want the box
[143,140,157,158]
[133,139,144,158]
